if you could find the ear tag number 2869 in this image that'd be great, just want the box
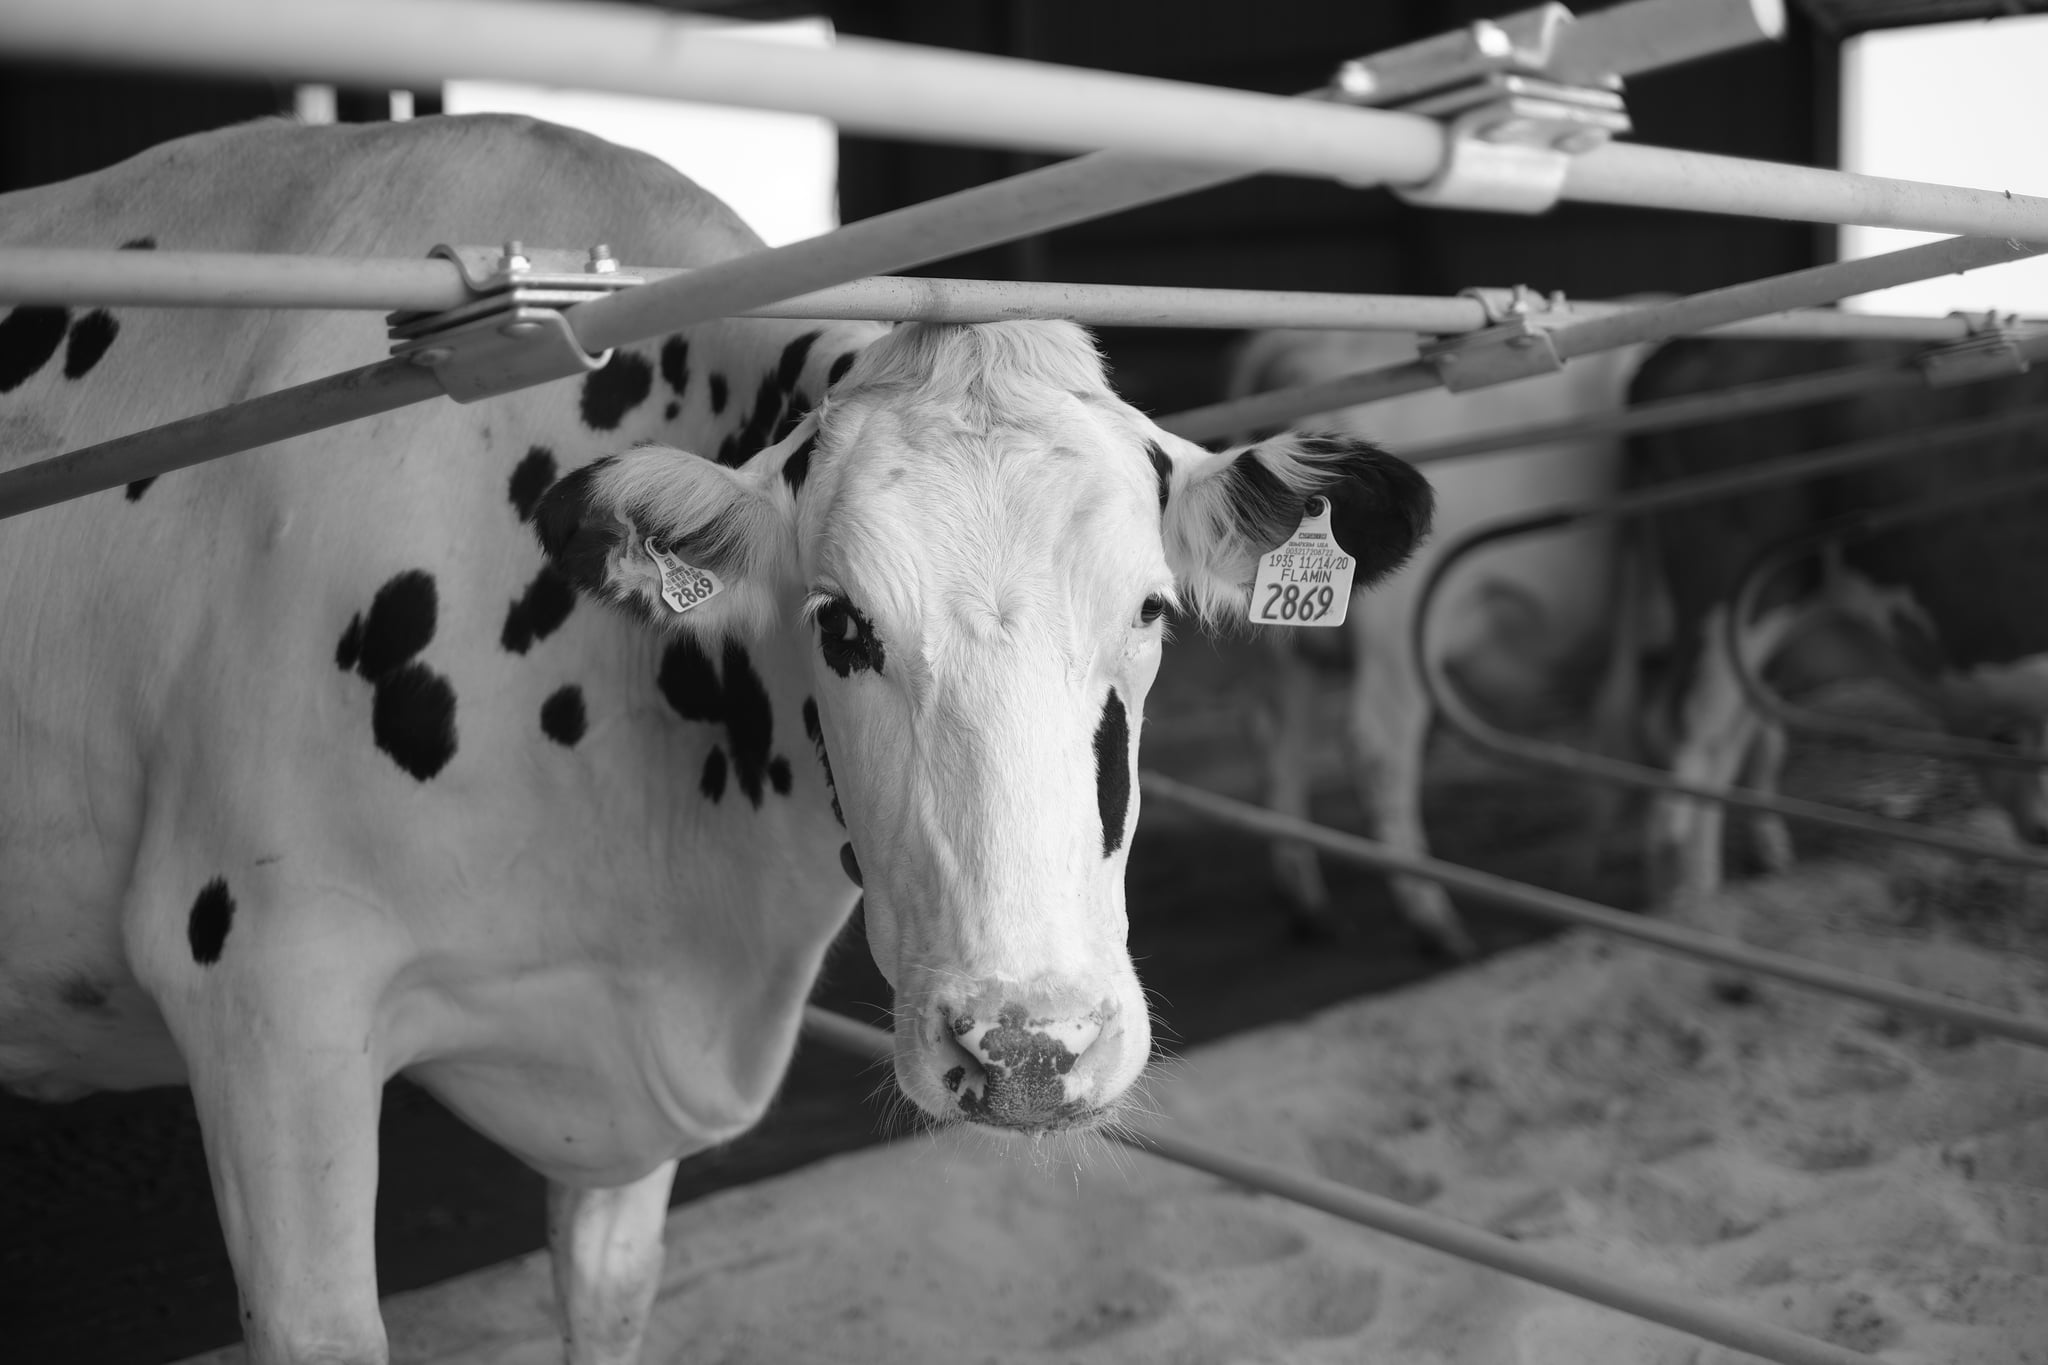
[1251,496,1354,628]
[645,537,725,616]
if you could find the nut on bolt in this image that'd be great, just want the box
[587,243,619,274]
[409,346,453,367]
[499,239,529,273]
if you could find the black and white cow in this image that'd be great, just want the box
[0,116,1432,1365]
[1604,337,2048,900]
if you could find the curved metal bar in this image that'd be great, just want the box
[1725,465,2048,772]
[1409,403,2048,875]
[805,1002,1887,1365]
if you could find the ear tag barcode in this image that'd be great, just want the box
[1250,497,1353,628]
[645,537,725,616]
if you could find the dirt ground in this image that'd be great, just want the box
[3,626,1639,1365]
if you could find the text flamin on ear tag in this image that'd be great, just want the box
[645,537,725,616]
[1250,497,1353,628]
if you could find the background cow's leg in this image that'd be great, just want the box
[1255,633,1333,918]
[174,981,388,1364]
[1652,607,1764,905]
[1346,629,1476,959]
[548,1160,679,1365]
[1742,718,1797,873]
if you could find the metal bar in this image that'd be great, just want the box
[802,1004,1884,1365]
[1726,466,2048,772]
[1547,0,1786,84]
[1162,235,2044,442]
[7,249,2021,341]
[10,0,2048,240]
[1138,773,2048,1049]
[1400,331,2048,466]
[1410,405,2048,875]
[0,360,442,521]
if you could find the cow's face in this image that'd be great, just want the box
[539,321,1432,1132]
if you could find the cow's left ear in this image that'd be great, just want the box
[534,445,795,638]
[1159,431,1434,623]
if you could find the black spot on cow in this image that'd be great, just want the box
[579,349,654,432]
[708,373,729,414]
[125,478,157,502]
[187,877,235,965]
[828,352,857,387]
[0,304,69,393]
[59,976,114,1016]
[1093,688,1131,857]
[1145,440,1173,512]
[501,565,575,654]
[1223,435,1434,586]
[354,571,438,679]
[664,400,680,421]
[120,237,157,251]
[717,373,790,467]
[660,335,689,395]
[540,685,586,746]
[336,614,364,672]
[768,756,792,795]
[371,663,458,781]
[62,309,119,380]
[777,332,821,393]
[701,746,729,801]
[803,698,844,826]
[942,1065,964,1093]
[656,638,790,808]
[338,571,459,781]
[508,446,557,522]
[782,433,818,496]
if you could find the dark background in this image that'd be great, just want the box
[0,0,1974,1360]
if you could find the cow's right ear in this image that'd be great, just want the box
[534,447,795,638]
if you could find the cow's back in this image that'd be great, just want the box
[0,117,861,1151]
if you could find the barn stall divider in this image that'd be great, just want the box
[6,1,2047,1362]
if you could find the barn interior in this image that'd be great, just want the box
[4,2,2048,1362]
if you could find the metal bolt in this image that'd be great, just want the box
[499,319,544,339]
[1334,60,1376,101]
[587,243,618,274]
[499,239,529,274]
[409,346,453,367]
[1470,19,1512,59]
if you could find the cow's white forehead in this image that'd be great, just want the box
[796,322,1170,644]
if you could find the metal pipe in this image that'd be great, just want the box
[8,248,2023,341]
[0,360,443,521]
[1401,333,2048,466]
[1409,405,2048,876]
[1162,235,2045,441]
[8,0,2048,242]
[803,1004,1887,1365]
[1726,466,2048,772]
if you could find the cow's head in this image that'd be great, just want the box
[538,321,1431,1132]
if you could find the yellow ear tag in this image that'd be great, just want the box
[1250,496,1353,628]
[645,536,725,616]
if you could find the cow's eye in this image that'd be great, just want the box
[1138,594,1169,627]
[817,596,883,677]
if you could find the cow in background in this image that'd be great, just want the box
[0,118,1435,1365]
[1607,337,2048,901]
[1230,329,1643,956]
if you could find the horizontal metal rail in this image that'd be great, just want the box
[9,0,2048,242]
[802,1003,1880,1365]
[1412,405,2048,875]
[1139,773,2048,1047]
[3,247,2029,344]
[1727,465,2048,771]
[1163,234,2044,441]
[1395,345,2007,466]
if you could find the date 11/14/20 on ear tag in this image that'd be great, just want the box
[646,536,725,616]
[1251,496,1354,628]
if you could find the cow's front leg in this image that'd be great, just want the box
[171,966,389,1363]
[1346,622,1477,959]
[1255,632,1333,917]
[548,1160,679,1365]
